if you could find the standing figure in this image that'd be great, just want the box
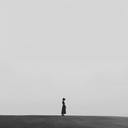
[61,98,66,116]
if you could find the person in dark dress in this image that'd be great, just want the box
[61,98,66,116]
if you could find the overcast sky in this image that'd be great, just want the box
[0,0,128,116]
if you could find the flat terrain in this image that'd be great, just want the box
[0,115,128,128]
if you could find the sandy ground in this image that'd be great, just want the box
[0,115,128,128]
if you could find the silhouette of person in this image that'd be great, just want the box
[61,98,66,116]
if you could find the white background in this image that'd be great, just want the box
[0,0,128,116]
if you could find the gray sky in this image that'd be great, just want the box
[0,0,128,116]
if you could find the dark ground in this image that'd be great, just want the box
[0,115,128,128]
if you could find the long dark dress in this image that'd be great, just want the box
[61,100,66,115]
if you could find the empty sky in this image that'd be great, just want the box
[0,0,128,116]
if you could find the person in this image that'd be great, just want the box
[61,98,66,116]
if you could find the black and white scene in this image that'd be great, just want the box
[0,0,128,127]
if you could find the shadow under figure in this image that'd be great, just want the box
[61,98,66,116]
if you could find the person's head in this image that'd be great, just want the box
[63,98,65,101]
